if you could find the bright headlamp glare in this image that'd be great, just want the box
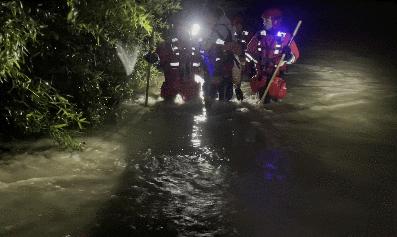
[191,23,201,36]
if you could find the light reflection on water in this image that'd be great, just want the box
[191,74,207,148]
[191,108,207,148]
[194,74,205,101]
[93,86,235,236]
[121,147,232,235]
[256,149,288,182]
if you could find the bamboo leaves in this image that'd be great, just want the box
[1,0,181,149]
[0,0,38,83]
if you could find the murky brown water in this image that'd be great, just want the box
[1,45,396,236]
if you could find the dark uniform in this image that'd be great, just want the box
[232,15,255,100]
[203,13,235,102]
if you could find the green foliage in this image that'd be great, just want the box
[66,0,181,46]
[67,0,152,44]
[0,1,38,83]
[0,1,86,148]
[0,0,181,148]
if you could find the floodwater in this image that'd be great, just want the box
[1,44,396,236]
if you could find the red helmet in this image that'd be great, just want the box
[261,8,283,19]
[261,8,282,29]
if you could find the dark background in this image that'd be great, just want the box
[242,0,397,57]
[230,0,397,70]
[182,0,397,62]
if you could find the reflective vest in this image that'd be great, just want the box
[246,29,299,68]
[157,37,202,80]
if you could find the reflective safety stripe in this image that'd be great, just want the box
[216,58,221,61]
[172,38,178,42]
[260,30,267,36]
[241,40,246,43]
[172,46,178,51]
[258,48,262,51]
[170,62,179,66]
[234,32,238,36]
[175,52,180,56]
[277,31,287,37]
[192,47,196,50]
[274,50,280,54]
[192,52,195,55]
[193,63,201,67]
[257,42,261,46]
[243,31,249,35]
[245,52,253,59]
[216,39,225,45]
[246,57,251,62]
[245,52,258,64]
[275,44,282,48]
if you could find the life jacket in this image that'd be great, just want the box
[248,29,289,94]
[190,45,202,75]
[158,37,203,80]
[256,29,287,66]
[178,39,201,100]
[268,76,287,99]
[157,38,181,78]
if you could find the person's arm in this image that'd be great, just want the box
[245,33,259,64]
[282,33,300,64]
[154,42,172,67]
[289,40,299,63]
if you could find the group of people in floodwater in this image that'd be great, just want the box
[145,6,300,106]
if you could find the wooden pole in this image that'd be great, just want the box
[145,32,155,107]
[259,54,286,104]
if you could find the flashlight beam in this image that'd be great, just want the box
[191,24,200,36]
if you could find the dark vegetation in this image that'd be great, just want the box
[0,0,181,148]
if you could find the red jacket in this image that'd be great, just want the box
[246,29,299,74]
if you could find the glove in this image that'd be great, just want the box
[235,87,244,101]
[282,46,292,62]
[143,52,159,65]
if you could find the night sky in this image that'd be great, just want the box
[237,0,397,69]
[195,0,397,63]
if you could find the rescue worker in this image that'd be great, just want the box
[246,8,300,103]
[202,7,236,103]
[231,15,254,101]
[179,23,203,101]
[155,23,201,102]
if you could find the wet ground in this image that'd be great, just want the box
[1,43,396,236]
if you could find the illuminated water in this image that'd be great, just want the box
[115,42,140,76]
[0,46,396,236]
